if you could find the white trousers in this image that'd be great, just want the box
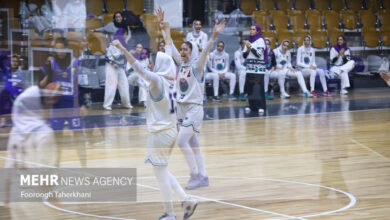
[264,69,286,92]
[128,73,148,103]
[237,69,246,94]
[103,63,131,108]
[274,69,309,93]
[300,68,328,92]
[205,72,236,96]
[330,60,355,89]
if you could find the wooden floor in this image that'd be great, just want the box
[0,91,390,219]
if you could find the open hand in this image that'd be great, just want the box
[110,40,123,49]
[155,6,164,23]
[380,72,390,82]
[213,19,226,34]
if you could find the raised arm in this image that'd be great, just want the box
[160,22,181,65]
[111,40,162,97]
[195,19,226,74]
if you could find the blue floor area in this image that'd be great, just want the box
[82,96,390,128]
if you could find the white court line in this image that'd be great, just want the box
[350,138,390,163]
[0,155,304,219]
[0,157,357,220]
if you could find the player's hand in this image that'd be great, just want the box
[290,67,297,72]
[110,40,123,49]
[213,19,226,34]
[310,65,316,70]
[380,72,390,82]
[219,73,225,79]
[155,6,164,23]
[339,48,345,56]
[245,41,251,48]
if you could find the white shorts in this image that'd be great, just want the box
[176,103,204,133]
[145,127,178,166]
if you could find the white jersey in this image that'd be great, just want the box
[297,46,317,69]
[243,38,267,74]
[330,47,352,67]
[177,64,203,105]
[186,31,208,51]
[273,47,292,70]
[208,50,230,73]
[234,48,245,73]
[147,77,177,133]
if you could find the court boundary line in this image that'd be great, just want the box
[350,138,390,163]
[0,155,357,220]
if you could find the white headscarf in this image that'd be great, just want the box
[186,41,199,65]
[192,20,200,38]
[278,40,290,54]
[303,35,312,51]
[154,52,177,81]
[212,47,225,59]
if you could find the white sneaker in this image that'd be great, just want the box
[280,92,290,99]
[258,109,265,115]
[340,89,348,95]
[182,197,197,220]
[123,104,133,109]
[157,213,176,220]
[103,106,112,111]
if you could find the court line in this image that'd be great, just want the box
[0,155,306,219]
[138,176,357,219]
[350,138,390,163]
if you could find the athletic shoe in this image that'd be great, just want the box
[302,91,314,98]
[212,96,222,102]
[322,90,332,97]
[340,89,348,95]
[186,174,209,190]
[103,106,112,111]
[157,213,176,220]
[258,109,265,115]
[229,95,237,101]
[280,92,290,99]
[182,197,198,220]
[239,93,247,101]
[265,92,274,100]
[123,104,133,109]
[310,91,318,98]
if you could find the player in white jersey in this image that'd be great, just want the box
[297,35,331,97]
[234,39,247,101]
[186,20,208,53]
[273,40,313,98]
[112,39,197,220]
[329,35,355,95]
[156,7,225,190]
[206,41,237,101]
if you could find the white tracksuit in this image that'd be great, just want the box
[264,48,286,92]
[206,49,236,96]
[127,58,150,103]
[273,42,309,94]
[103,45,131,109]
[297,40,328,92]
[234,48,246,94]
[330,47,355,89]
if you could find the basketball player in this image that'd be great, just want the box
[234,39,247,101]
[156,7,226,190]
[111,39,197,220]
[186,19,208,53]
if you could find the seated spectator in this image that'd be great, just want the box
[273,40,313,98]
[206,41,237,101]
[329,36,355,95]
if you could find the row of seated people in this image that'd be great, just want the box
[204,34,354,102]
[253,8,390,48]
[240,0,390,15]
